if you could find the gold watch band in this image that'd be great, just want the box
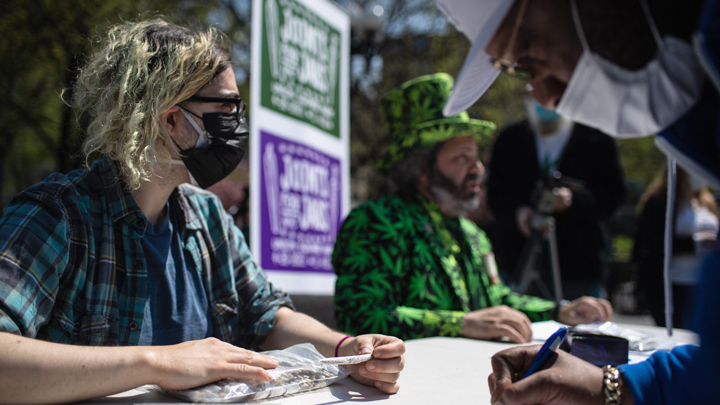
[602,365,622,405]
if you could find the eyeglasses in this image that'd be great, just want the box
[490,0,533,80]
[187,95,245,114]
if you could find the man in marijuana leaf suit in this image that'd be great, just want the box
[332,73,612,342]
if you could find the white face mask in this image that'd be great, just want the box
[556,0,705,137]
[179,108,210,148]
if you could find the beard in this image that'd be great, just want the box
[427,166,481,217]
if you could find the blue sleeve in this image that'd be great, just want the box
[618,249,720,404]
[618,345,697,404]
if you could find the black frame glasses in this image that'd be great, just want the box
[490,0,533,80]
[187,95,245,113]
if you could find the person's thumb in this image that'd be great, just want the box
[351,336,374,355]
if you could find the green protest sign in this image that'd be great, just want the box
[261,0,341,137]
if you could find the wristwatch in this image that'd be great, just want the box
[602,365,622,405]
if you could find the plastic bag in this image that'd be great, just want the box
[165,343,352,403]
[572,322,677,352]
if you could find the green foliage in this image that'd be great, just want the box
[0,0,226,208]
[616,137,666,190]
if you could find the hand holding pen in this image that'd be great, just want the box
[522,328,567,378]
[488,328,608,405]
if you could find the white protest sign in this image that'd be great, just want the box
[250,0,350,294]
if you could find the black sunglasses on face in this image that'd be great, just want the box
[187,95,245,113]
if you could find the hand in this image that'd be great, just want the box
[556,296,613,326]
[150,338,279,390]
[516,206,535,237]
[488,345,607,405]
[552,187,573,212]
[462,305,533,343]
[339,334,405,394]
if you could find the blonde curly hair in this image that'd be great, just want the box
[72,19,232,190]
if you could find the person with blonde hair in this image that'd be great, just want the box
[0,19,404,404]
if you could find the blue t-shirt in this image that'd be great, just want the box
[138,202,213,345]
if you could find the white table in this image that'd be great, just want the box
[77,324,698,405]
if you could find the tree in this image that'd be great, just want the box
[0,0,220,207]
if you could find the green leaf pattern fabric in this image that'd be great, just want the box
[332,194,556,341]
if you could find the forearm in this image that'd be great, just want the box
[0,332,157,405]
[260,307,346,357]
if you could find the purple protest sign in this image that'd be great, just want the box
[260,130,342,272]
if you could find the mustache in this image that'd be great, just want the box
[428,169,482,216]
[462,173,482,186]
[429,168,483,197]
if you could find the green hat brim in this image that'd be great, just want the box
[377,117,496,173]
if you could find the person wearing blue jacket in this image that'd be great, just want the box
[435,0,719,403]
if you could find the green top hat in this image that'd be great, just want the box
[377,73,496,173]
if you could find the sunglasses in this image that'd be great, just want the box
[187,95,245,114]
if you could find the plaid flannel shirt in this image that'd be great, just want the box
[0,155,292,348]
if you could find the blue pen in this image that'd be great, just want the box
[522,327,568,379]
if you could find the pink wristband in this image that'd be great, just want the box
[335,335,352,357]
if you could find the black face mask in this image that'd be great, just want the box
[176,105,249,189]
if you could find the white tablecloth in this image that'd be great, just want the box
[76,324,698,405]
